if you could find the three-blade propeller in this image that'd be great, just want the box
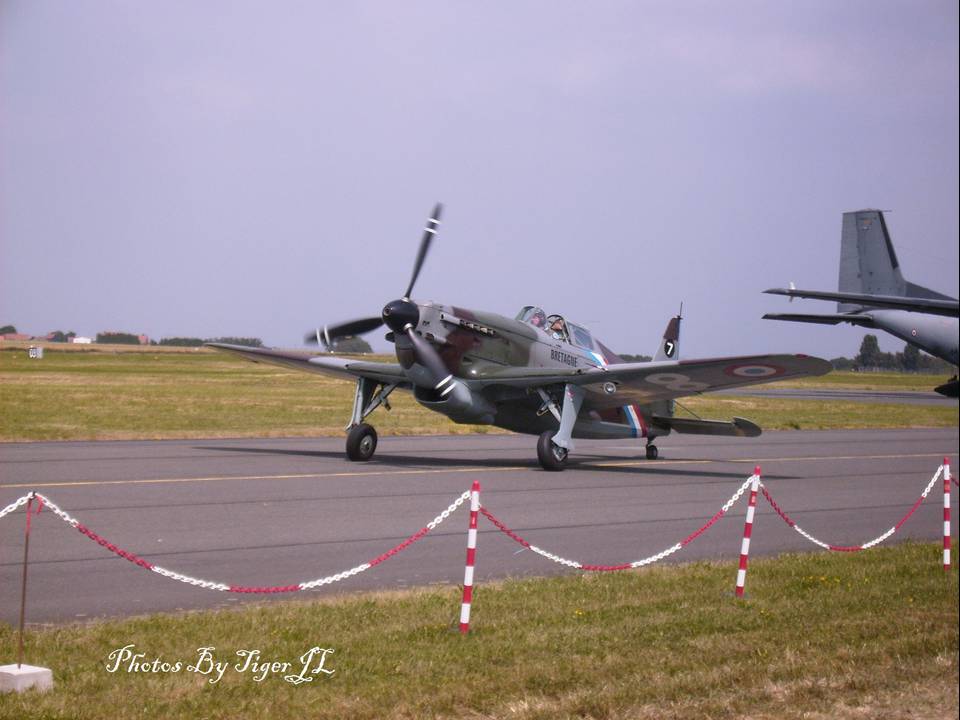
[305,204,452,391]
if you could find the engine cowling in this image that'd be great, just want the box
[412,381,496,425]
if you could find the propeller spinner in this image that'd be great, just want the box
[305,204,451,390]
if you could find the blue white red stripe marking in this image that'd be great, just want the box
[591,349,644,438]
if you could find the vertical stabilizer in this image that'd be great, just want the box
[653,315,681,361]
[837,209,952,310]
[837,210,906,311]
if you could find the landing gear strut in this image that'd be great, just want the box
[344,378,397,462]
[535,383,584,471]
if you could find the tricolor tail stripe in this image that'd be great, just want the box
[591,347,646,438]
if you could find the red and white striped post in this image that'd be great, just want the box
[459,481,480,634]
[944,458,952,572]
[735,466,761,598]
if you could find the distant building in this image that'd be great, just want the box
[138,334,150,345]
[0,333,32,341]
[71,336,93,344]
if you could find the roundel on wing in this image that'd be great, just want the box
[723,363,785,378]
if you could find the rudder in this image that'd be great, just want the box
[837,210,905,310]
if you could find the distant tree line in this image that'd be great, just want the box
[96,332,141,345]
[3,325,269,349]
[830,334,953,374]
[619,353,653,362]
[47,330,77,342]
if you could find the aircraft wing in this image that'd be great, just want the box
[473,354,831,409]
[762,312,876,326]
[764,287,959,317]
[205,343,409,385]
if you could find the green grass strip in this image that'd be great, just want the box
[1,542,956,719]
[1,350,956,442]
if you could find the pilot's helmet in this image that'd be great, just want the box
[531,309,546,327]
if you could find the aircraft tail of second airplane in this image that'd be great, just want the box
[838,210,953,311]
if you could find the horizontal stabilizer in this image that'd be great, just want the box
[764,287,959,317]
[651,415,761,437]
[762,312,876,326]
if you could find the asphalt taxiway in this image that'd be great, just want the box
[1,428,957,624]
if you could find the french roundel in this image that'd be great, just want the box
[723,363,785,378]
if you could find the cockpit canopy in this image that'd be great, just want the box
[516,306,595,350]
[516,306,547,329]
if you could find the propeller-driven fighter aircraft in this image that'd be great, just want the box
[210,205,831,470]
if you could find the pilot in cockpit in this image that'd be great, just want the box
[548,315,567,341]
[529,308,547,329]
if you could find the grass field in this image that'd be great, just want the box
[0,346,956,441]
[755,369,955,391]
[0,543,955,719]
[0,347,501,441]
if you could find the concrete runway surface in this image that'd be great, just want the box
[1,428,957,624]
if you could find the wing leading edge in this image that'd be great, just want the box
[205,343,408,385]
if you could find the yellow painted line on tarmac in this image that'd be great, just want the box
[584,459,714,469]
[0,452,953,490]
[0,464,533,490]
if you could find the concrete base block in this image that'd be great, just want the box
[0,664,54,693]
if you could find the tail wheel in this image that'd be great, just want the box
[346,423,378,461]
[537,430,568,471]
[646,444,659,460]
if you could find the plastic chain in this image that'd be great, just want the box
[9,490,471,594]
[480,476,755,571]
[759,466,944,551]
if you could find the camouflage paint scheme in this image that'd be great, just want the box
[211,302,830,444]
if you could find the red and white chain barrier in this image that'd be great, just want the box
[479,474,755,571]
[759,465,946,553]
[0,494,32,521]
[735,467,762,598]
[1,459,953,628]
[459,481,481,634]
[2,490,471,594]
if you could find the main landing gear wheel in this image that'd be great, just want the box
[537,430,568,471]
[645,444,659,460]
[346,423,378,461]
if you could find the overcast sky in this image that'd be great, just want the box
[2,1,957,359]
